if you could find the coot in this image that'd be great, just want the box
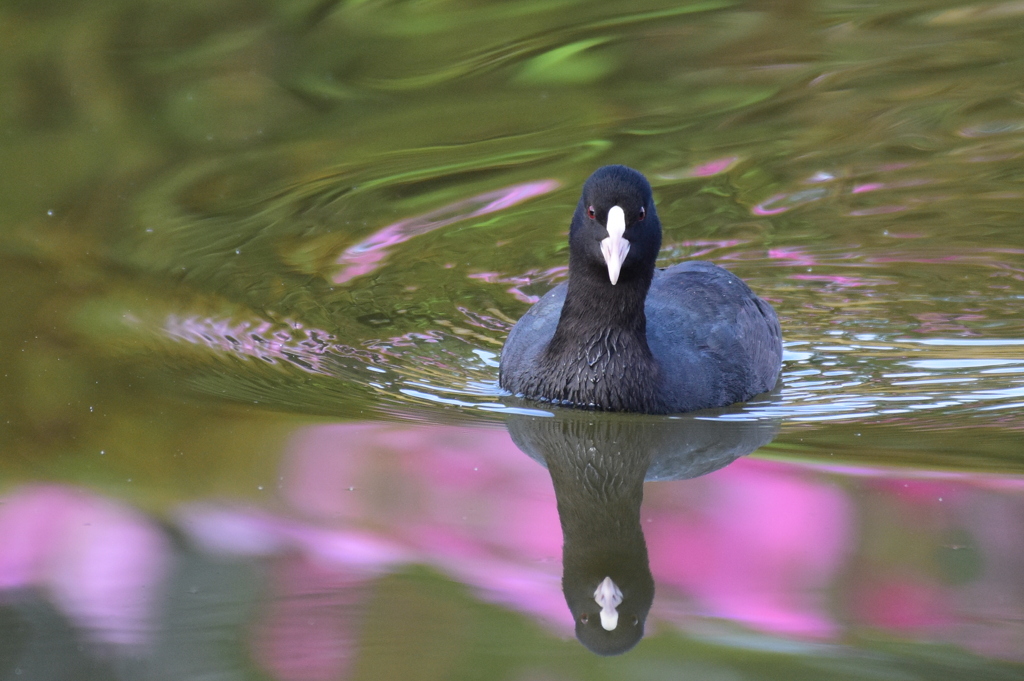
[499,165,782,414]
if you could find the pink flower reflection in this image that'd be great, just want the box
[164,315,341,375]
[0,485,171,647]
[645,459,853,638]
[750,165,935,216]
[790,274,877,288]
[751,188,827,215]
[856,578,952,629]
[848,205,908,216]
[688,156,739,177]
[751,194,794,216]
[278,424,568,625]
[767,246,819,267]
[657,156,740,179]
[469,266,567,304]
[252,557,366,681]
[334,180,560,284]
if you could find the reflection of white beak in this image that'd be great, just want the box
[600,206,629,285]
[594,576,623,631]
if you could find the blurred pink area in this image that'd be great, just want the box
[276,424,568,627]
[749,165,939,216]
[645,459,853,638]
[333,181,559,284]
[855,578,951,629]
[688,157,739,177]
[469,266,568,304]
[0,485,171,647]
[3,422,1024,672]
[164,316,340,375]
[655,156,740,180]
[252,557,367,681]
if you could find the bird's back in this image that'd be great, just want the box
[646,261,781,412]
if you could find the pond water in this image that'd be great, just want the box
[2,0,1024,677]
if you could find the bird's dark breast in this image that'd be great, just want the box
[499,262,782,414]
[508,328,663,413]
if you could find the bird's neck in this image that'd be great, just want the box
[540,266,661,412]
[556,265,652,337]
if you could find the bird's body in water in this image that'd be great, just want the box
[500,165,782,414]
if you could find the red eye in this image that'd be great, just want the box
[587,205,596,219]
[638,206,646,221]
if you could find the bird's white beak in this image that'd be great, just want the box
[594,576,623,631]
[600,206,629,285]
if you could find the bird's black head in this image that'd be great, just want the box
[569,165,662,287]
[564,563,655,656]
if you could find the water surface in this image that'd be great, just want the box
[2,0,1024,678]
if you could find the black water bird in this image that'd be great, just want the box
[499,165,782,414]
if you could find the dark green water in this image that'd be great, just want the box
[2,0,1024,678]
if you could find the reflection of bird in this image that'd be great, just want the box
[500,165,782,414]
[516,416,654,656]
[506,408,780,655]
